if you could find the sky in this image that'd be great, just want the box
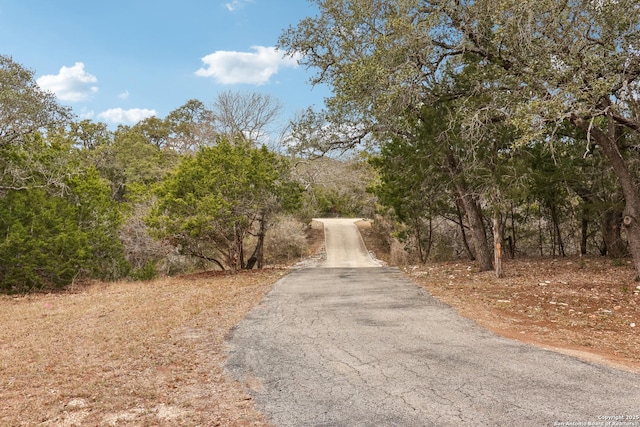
[0,0,329,128]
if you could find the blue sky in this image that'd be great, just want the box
[0,0,328,127]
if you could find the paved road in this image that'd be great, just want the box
[226,219,640,426]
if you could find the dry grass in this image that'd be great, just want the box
[408,257,640,373]
[0,270,286,426]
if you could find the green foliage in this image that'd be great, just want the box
[130,261,159,281]
[0,55,70,147]
[292,156,377,219]
[0,141,129,292]
[0,56,131,291]
[0,188,85,290]
[148,138,301,269]
[82,125,180,202]
[66,167,130,280]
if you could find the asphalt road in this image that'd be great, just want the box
[226,218,640,426]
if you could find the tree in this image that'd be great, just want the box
[0,55,70,148]
[0,55,71,197]
[165,99,217,153]
[280,0,640,278]
[131,116,171,149]
[292,155,377,219]
[148,138,301,271]
[369,132,446,263]
[211,90,284,146]
[67,119,111,150]
[0,136,128,292]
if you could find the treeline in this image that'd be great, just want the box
[367,117,633,268]
[0,55,373,293]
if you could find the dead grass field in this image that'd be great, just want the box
[0,270,285,426]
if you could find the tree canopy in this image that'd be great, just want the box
[0,55,70,147]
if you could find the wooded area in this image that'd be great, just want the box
[2,0,640,291]
[0,54,363,292]
[280,0,640,278]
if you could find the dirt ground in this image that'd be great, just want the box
[1,223,638,426]
[358,222,640,374]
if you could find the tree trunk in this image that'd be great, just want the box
[572,116,640,279]
[581,214,588,256]
[464,194,492,271]
[538,214,544,256]
[425,216,433,260]
[550,205,566,257]
[602,208,627,259]
[508,202,516,259]
[447,153,493,271]
[230,222,244,272]
[455,197,475,261]
[414,219,424,263]
[493,213,503,278]
[246,213,267,269]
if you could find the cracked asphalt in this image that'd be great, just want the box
[226,219,640,426]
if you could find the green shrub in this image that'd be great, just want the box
[0,168,129,293]
[130,261,159,281]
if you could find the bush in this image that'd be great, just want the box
[263,216,309,265]
[130,261,159,281]
[0,168,129,293]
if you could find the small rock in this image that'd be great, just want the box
[614,305,622,311]
[496,299,511,304]
[631,323,636,328]
[66,398,88,409]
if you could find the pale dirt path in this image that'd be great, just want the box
[314,218,382,268]
[226,219,640,426]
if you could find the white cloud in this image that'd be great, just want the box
[118,90,130,100]
[97,108,157,125]
[195,46,300,85]
[224,0,253,12]
[78,108,95,120]
[36,62,98,102]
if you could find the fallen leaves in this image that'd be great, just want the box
[407,257,640,372]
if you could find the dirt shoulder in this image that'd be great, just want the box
[358,221,640,374]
